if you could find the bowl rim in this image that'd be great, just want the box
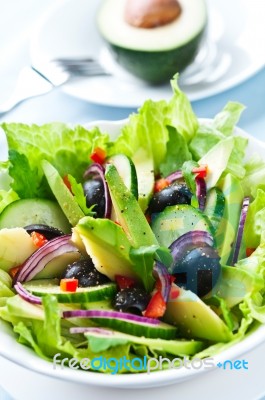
[1,118,265,388]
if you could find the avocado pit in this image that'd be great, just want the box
[124,0,182,29]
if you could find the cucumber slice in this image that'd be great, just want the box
[0,199,71,233]
[23,279,117,303]
[85,312,177,340]
[107,154,138,198]
[151,204,214,248]
[204,188,225,231]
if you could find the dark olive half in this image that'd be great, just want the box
[62,258,110,287]
[24,224,64,240]
[148,183,192,214]
[113,287,151,314]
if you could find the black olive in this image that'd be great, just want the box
[113,287,151,314]
[172,245,221,298]
[24,224,64,240]
[83,179,105,218]
[62,259,110,287]
[148,184,192,214]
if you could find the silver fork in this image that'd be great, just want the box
[0,58,109,117]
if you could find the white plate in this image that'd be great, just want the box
[30,0,265,108]
[1,120,265,396]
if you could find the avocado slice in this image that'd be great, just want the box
[97,0,207,83]
[105,164,158,247]
[84,329,203,356]
[73,216,138,281]
[132,148,154,212]
[215,173,244,265]
[164,286,232,342]
[42,160,84,226]
[199,137,235,190]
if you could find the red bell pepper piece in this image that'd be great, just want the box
[169,284,180,300]
[31,232,48,248]
[144,291,166,319]
[63,175,72,193]
[115,275,136,290]
[90,147,106,164]
[9,265,22,279]
[154,178,170,193]
[60,278,78,292]
[192,164,208,179]
[246,248,256,257]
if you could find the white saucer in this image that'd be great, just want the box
[30,0,265,107]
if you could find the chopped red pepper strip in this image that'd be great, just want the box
[31,232,48,248]
[9,265,22,279]
[145,214,151,224]
[246,248,256,257]
[60,278,78,292]
[155,275,175,292]
[90,147,106,164]
[154,178,170,193]
[143,290,166,319]
[63,175,72,193]
[192,165,208,178]
[169,284,180,300]
[115,275,136,290]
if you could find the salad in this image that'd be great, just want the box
[1,77,265,374]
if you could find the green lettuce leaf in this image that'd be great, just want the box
[243,189,265,248]
[111,76,198,174]
[212,102,245,136]
[181,160,199,194]
[110,99,168,172]
[8,150,51,198]
[166,76,199,142]
[242,156,265,197]
[189,102,247,180]
[1,122,110,184]
[68,174,95,216]
[129,245,158,292]
[0,188,19,213]
[160,126,192,177]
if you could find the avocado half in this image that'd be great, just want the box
[97,0,207,84]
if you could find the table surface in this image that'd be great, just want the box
[0,1,265,399]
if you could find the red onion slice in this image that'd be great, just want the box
[13,235,79,284]
[83,163,111,218]
[165,170,183,184]
[231,196,250,266]
[195,176,207,211]
[70,327,114,335]
[153,262,171,302]
[169,231,214,271]
[63,309,160,325]
[14,282,42,305]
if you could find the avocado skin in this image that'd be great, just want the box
[106,27,206,84]
[215,174,244,265]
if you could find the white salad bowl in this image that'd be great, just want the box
[0,119,265,400]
